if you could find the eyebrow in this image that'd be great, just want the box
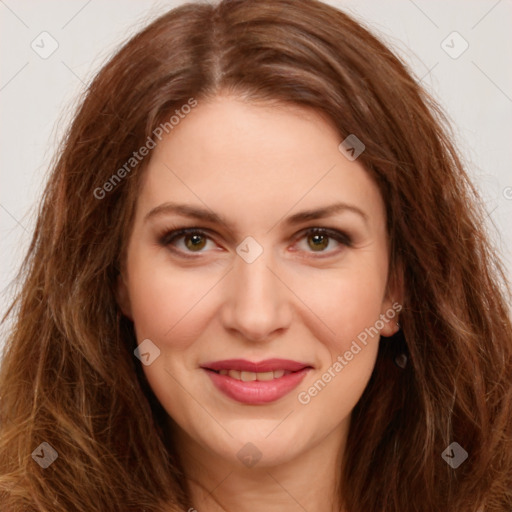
[144,201,369,230]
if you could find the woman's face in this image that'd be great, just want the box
[117,95,400,469]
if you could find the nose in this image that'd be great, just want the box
[220,248,293,342]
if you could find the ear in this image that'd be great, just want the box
[115,272,133,320]
[379,263,404,337]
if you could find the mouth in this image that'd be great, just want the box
[200,358,313,404]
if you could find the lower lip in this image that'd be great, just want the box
[203,368,311,404]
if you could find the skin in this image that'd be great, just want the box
[116,95,401,512]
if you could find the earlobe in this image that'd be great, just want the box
[380,265,404,337]
[379,309,401,337]
[115,273,133,320]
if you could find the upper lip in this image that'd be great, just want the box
[201,358,312,373]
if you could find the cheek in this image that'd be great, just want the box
[126,251,219,349]
[295,259,388,352]
[293,267,386,414]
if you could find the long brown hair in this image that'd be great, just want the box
[1,1,511,510]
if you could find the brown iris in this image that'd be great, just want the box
[307,233,329,251]
[185,234,207,251]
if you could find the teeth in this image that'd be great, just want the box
[216,369,293,381]
[255,371,274,381]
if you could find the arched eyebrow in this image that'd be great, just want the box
[144,201,369,230]
[283,203,368,226]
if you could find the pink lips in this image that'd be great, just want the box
[201,358,313,405]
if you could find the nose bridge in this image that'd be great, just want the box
[237,252,276,302]
[222,245,291,341]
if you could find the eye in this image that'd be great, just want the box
[158,226,352,258]
[293,227,352,255]
[159,228,217,255]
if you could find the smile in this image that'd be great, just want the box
[200,359,313,404]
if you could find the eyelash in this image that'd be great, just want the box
[157,226,353,259]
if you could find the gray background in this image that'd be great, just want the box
[1,0,511,352]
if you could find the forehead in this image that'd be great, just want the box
[135,96,385,230]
